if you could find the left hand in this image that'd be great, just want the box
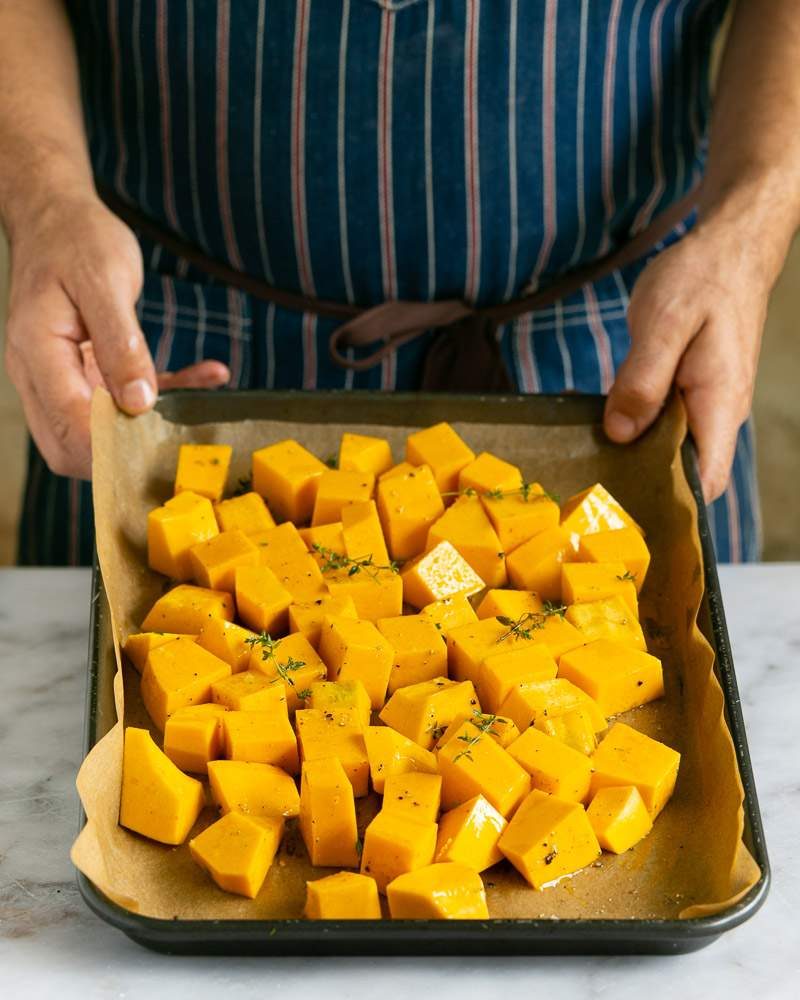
[603,214,770,502]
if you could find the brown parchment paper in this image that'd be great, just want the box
[71,387,760,921]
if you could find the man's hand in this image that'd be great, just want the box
[4,194,230,480]
[603,212,768,503]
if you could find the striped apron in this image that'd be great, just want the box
[19,0,761,565]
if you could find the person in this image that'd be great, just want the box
[1,1,798,566]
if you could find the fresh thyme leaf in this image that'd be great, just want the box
[616,570,637,582]
[355,837,363,855]
[233,475,252,496]
[541,600,567,619]
[439,483,560,504]
[272,656,305,687]
[311,543,399,579]
[325,455,338,469]
[296,688,313,700]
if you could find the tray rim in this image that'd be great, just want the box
[76,389,770,955]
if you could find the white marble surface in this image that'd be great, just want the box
[1,566,798,999]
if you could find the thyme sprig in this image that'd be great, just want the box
[312,543,400,579]
[440,482,560,504]
[452,710,502,762]
[616,570,637,582]
[244,632,306,686]
[495,602,567,643]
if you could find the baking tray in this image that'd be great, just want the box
[76,390,769,955]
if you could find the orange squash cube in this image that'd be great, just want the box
[561,561,638,617]
[435,712,520,751]
[590,723,680,818]
[427,495,506,589]
[476,644,558,714]
[475,588,544,620]
[379,460,416,482]
[304,871,382,919]
[437,720,530,817]
[458,451,521,496]
[506,525,574,600]
[163,703,228,774]
[506,726,593,802]
[341,499,390,565]
[558,639,664,717]
[300,521,346,562]
[376,464,445,561]
[252,521,327,602]
[211,670,288,713]
[295,707,370,797]
[307,679,372,730]
[435,794,507,872]
[586,785,653,854]
[190,812,283,898]
[405,421,475,493]
[499,678,607,734]
[481,484,561,554]
[207,759,300,817]
[319,615,396,709]
[148,490,220,580]
[387,862,489,919]
[196,618,257,674]
[577,526,651,592]
[312,469,375,526]
[382,772,443,824]
[376,615,448,694]
[565,595,646,651]
[248,631,328,713]
[252,438,327,524]
[234,565,293,635]
[379,678,479,750]
[189,529,260,592]
[400,540,484,609]
[324,566,403,623]
[535,706,598,756]
[288,594,358,648]
[446,617,507,685]
[141,640,231,729]
[560,482,642,541]
[123,632,195,674]
[174,443,232,502]
[360,810,438,894]
[299,757,360,867]
[141,583,234,634]
[222,710,299,773]
[419,593,478,634]
[214,490,276,536]
[363,726,439,794]
[338,432,393,477]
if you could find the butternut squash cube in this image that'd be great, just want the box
[400,540,484,609]
[435,794,507,872]
[386,862,489,919]
[590,723,680,818]
[405,421,475,493]
[587,785,653,854]
[376,464,444,561]
[119,727,205,844]
[174,443,232,502]
[248,631,328,713]
[141,640,232,729]
[324,566,403,623]
[376,615,448,694]
[561,561,638,617]
[458,451,522,495]
[288,594,358,647]
[427,495,506,589]
[147,490,219,580]
[363,726,439,794]
[196,618,257,674]
[304,871,383,919]
[499,677,607,733]
[535,706,598,756]
[481,484,561,554]
[141,583,234,634]
[382,772,442,824]
[419,593,478,634]
[207,759,300,817]
[379,678,479,750]
[319,615,395,710]
[214,491,276,536]
[565,595,646,651]
[341,499,390,565]
[300,521,346,561]
[222,710,299,773]
[476,644,558,714]
[437,720,530,817]
[379,460,416,482]
[506,525,574,600]
[312,469,375,526]
[190,811,283,898]
[338,432,393,477]
[299,758,360,867]
[435,712,520,751]
[360,810,438,893]
[506,727,593,802]
[558,639,664,717]
[189,529,260,592]
[234,565,293,635]
[252,522,327,602]
[163,703,228,774]
[475,588,543,620]
[211,670,288,713]
[498,789,601,889]
[123,632,195,674]
[560,482,642,540]
[251,438,327,524]
[308,679,372,730]
[295,708,370,797]
[577,526,651,592]
[446,616,507,685]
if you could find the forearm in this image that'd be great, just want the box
[0,0,93,240]
[699,0,800,285]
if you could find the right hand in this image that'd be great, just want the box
[4,192,230,480]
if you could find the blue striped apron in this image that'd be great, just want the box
[19,0,760,564]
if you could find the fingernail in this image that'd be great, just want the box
[605,411,637,442]
[120,378,156,413]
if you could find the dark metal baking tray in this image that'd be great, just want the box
[76,390,769,955]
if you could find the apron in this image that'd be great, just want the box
[19,0,760,564]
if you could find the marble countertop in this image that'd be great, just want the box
[1,566,797,999]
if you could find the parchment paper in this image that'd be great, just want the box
[71,387,760,920]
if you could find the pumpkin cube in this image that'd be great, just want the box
[405,421,475,493]
[123,632,195,674]
[288,594,358,647]
[299,758,360,867]
[360,810,438,893]
[376,464,445,561]
[304,871,382,919]
[506,525,574,600]
[435,712,520,751]
[214,491,276,535]
[400,540,484,609]
[565,595,646,651]
[308,679,372,730]
[376,615,448,694]
[147,490,219,580]
[211,670,288,713]
[363,726,439,794]
[577,526,651,592]
[427,495,506,589]
[341,499,390,565]
[141,640,231,729]
[319,616,395,710]
[189,529,260,592]
[382,772,442,824]
[446,616,506,685]
[481,484,561,554]
[196,618,257,673]
[207,759,300,817]
[458,451,522,495]
[437,720,530,817]
[379,461,416,482]
[300,521,346,562]
[506,727,593,802]
[295,708,370,797]
[190,812,283,898]
[475,588,544,620]
[324,566,403,623]
[141,583,234,634]
[586,785,653,854]
[535,706,598,755]
[222,710,299,773]
[252,438,327,523]
[419,593,478,634]
[561,561,638,617]
[119,727,205,844]
[560,482,642,540]
[338,432,393,477]
[435,794,507,872]
[174,443,231,502]
[499,789,601,889]
[379,678,478,750]
[387,862,489,919]
[590,723,680,818]
[248,631,328,712]
[476,644,558,714]
[558,639,664,717]
[499,677,607,734]
[252,522,327,602]
[164,703,228,773]
[312,468,375,526]
[234,565,292,635]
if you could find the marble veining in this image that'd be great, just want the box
[0,566,798,999]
